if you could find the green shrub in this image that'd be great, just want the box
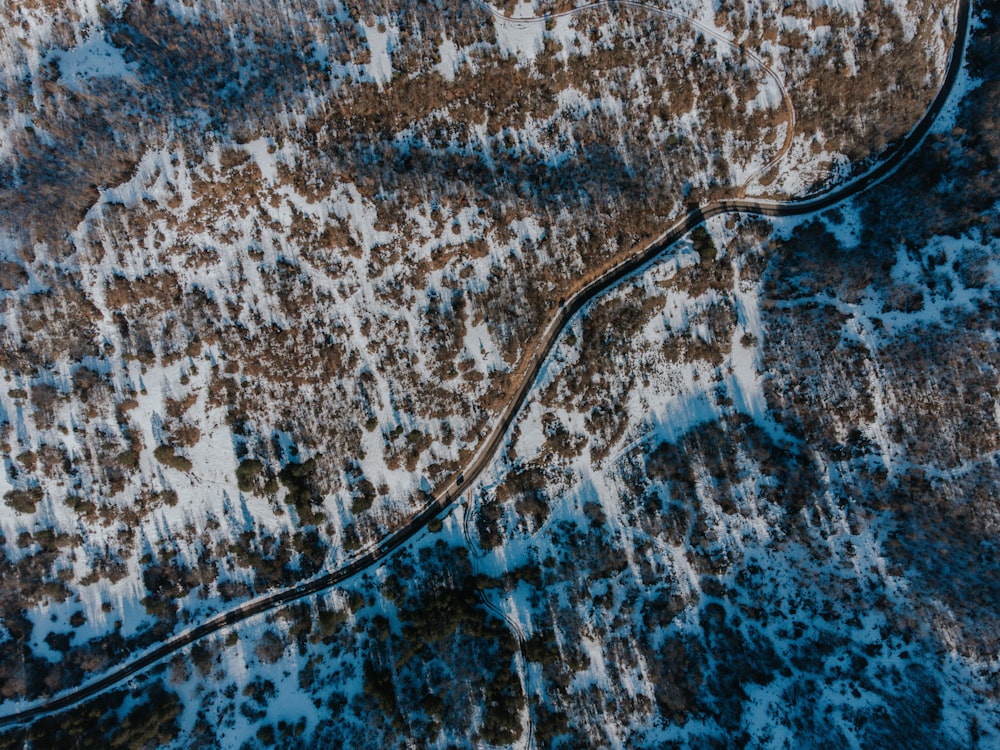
[153,445,192,472]
[236,458,264,492]
[116,449,140,470]
[363,658,397,714]
[316,607,347,639]
[351,494,374,514]
[278,458,322,522]
[5,487,43,514]
[351,478,376,514]
[256,725,276,746]
[108,686,181,748]
[255,630,286,664]
[691,226,718,262]
[65,494,97,516]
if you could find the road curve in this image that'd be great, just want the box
[0,0,970,729]
[472,0,798,186]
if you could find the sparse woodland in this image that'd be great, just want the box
[1,0,994,746]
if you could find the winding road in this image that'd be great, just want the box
[473,0,798,190]
[0,0,971,730]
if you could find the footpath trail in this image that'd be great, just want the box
[0,0,970,729]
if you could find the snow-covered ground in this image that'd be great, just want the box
[0,0,984,744]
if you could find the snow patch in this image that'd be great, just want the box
[361,19,396,88]
[492,6,545,65]
[433,37,462,81]
[52,32,137,92]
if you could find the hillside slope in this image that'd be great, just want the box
[2,0,995,746]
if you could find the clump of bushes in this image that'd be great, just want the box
[4,487,43,514]
[116,449,140,470]
[691,226,718,262]
[312,607,347,642]
[254,630,286,664]
[236,458,264,492]
[9,685,181,749]
[153,445,192,472]
[278,458,323,523]
[351,478,376,514]
[363,658,397,714]
[65,494,97,518]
